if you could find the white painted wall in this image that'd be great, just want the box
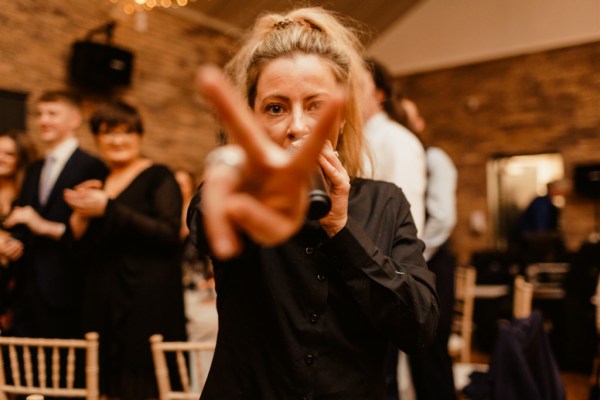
[368,0,600,75]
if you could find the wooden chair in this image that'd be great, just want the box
[513,275,534,319]
[150,334,216,400]
[448,266,477,363]
[0,332,99,400]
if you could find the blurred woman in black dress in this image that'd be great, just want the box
[0,130,37,332]
[64,101,186,400]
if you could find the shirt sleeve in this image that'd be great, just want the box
[318,192,439,354]
[101,169,182,248]
[422,147,457,261]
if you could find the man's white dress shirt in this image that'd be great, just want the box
[362,112,427,236]
[422,146,457,261]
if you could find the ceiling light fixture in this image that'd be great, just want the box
[109,0,197,15]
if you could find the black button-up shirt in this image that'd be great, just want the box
[189,178,439,400]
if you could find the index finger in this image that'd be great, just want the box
[289,89,346,175]
[196,65,277,162]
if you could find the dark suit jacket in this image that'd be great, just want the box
[12,147,108,335]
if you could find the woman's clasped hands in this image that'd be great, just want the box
[64,179,108,238]
[64,179,108,218]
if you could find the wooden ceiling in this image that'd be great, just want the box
[179,0,423,41]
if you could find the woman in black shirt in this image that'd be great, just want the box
[190,7,439,400]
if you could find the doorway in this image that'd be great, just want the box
[487,152,564,250]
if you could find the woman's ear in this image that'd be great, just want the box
[375,88,387,105]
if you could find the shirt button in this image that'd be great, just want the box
[309,313,318,324]
[305,247,314,255]
[316,273,326,281]
[304,354,315,365]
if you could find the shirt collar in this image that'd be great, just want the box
[46,137,79,164]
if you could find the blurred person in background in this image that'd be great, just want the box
[64,100,186,400]
[4,91,108,339]
[0,130,37,332]
[361,58,426,235]
[402,97,459,400]
[361,59,428,400]
[175,168,218,390]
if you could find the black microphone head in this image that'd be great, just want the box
[288,141,332,220]
[307,190,331,220]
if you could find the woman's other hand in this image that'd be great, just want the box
[317,141,350,237]
[4,206,66,239]
[0,236,23,262]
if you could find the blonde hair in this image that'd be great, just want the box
[225,7,366,178]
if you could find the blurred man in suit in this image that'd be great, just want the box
[4,91,108,338]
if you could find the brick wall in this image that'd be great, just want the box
[2,1,599,264]
[0,0,237,177]
[398,41,600,264]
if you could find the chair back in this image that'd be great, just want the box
[449,265,477,363]
[592,275,600,334]
[525,262,569,299]
[0,332,99,400]
[150,334,215,400]
[513,275,534,319]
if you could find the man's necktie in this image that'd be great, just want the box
[39,156,56,205]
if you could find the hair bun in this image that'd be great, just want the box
[273,19,293,30]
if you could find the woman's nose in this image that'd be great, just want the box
[287,111,309,140]
[110,133,127,144]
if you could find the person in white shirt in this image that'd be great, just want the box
[361,59,428,400]
[361,59,427,236]
[402,97,458,400]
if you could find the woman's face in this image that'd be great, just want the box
[95,123,142,167]
[0,136,18,179]
[253,54,343,150]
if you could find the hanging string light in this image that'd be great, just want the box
[109,0,196,15]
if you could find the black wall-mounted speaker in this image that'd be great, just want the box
[574,163,600,199]
[0,90,27,131]
[69,41,133,89]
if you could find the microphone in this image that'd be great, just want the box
[307,167,331,220]
[288,142,331,220]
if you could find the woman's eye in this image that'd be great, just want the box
[308,101,322,112]
[265,104,284,114]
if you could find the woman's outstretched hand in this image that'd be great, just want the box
[196,65,344,260]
